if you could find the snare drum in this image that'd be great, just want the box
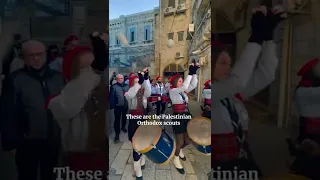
[187,116,211,155]
[132,124,176,166]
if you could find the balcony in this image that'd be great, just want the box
[188,5,211,55]
[34,0,70,16]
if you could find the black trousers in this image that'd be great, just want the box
[291,154,320,180]
[114,106,128,135]
[298,117,320,144]
[155,101,166,115]
[15,139,60,180]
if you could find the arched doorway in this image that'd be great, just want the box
[163,63,184,78]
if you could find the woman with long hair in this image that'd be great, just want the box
[169,64,199,174]
[45,32,108,178]
[211,6,285,178]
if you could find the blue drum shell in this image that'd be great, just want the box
[139,131,176,165]
[194,143,211,155]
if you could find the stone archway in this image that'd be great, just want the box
[162,63,185,78]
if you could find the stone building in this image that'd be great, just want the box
[213,0,320,133]
[187,0,211,101]
[154,0,190,80]
[108,8,158,76]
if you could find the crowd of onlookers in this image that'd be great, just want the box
[109,71,172,142]
[0,32,109,180]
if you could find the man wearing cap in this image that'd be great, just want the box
[295,58,320,144]
[292,58,320,180]
[201,80,211,119]
[124,68,151,180]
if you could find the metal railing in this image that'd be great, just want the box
[188,12,210,54]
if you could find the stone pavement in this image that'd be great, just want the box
[108,99,211,180]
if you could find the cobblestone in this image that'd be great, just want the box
[108,100,211,180]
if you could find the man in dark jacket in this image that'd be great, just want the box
[0,40,65,180]
[110,74,129,143]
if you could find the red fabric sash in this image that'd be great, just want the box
[304,117,320,134]
[211,131,248,162]
[173,104,186,113]
[204,99,211,105]
[68,151,107,177]
[129,109,143,115]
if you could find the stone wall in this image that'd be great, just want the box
[158,0,190,75]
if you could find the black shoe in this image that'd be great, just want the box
[136,176,143,180]
[175,168,185,174]
[122,128,128,133]
[179,156,187,161]
[114,134,119,143]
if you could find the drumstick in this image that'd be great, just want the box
[117,32,129,45]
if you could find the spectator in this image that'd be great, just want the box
[0,40,65,180]
[8,34,24,73]
[48,44,63,72]
[46,32,108,174]
[110,74,129,143]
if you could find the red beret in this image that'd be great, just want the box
[62,46,92,81]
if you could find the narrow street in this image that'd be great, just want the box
[108,99,211,180]
[0,100,290,179]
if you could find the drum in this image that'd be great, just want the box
[263,173,310,180]
[187,116,211,155]
[148,96,157,103]
[132,124,176,166]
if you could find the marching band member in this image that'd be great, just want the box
[202,80,211,107]
[46,32,108,175]
[201,80,211,119]
[295,58,320,143]
[154,76,167,116]
[293,59,320,180]
[124,68,151,180]
[211,6,285,178]
[169,64,199,174]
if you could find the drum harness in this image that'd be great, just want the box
[179,92,191,116]
[220,98,247,159]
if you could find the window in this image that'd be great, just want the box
[168,0,175,8]
[129,56,135,61]
[144,25,151,41]
[178,0,185,4]
[115,33,120,45]
[129,27,135,42]
[168,32,174,40]
[178,31,184,41]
